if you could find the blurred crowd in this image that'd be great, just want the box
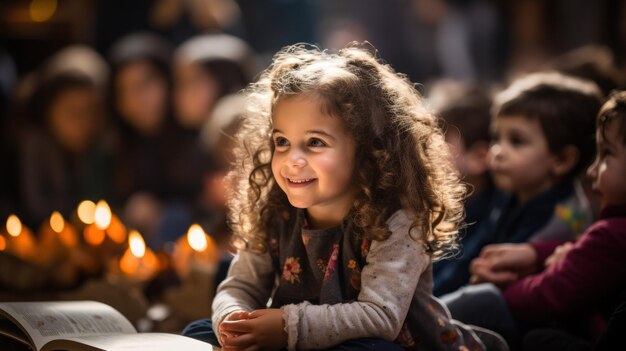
[1,0,625,265]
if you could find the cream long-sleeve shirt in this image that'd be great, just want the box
[212,210,432,350]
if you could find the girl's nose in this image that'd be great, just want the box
[288,148,307,167]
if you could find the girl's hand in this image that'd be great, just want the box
[220,308,287,351]
[218,310,250,345]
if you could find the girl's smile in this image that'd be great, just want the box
[271,94,357,228]
[286,178,317,186]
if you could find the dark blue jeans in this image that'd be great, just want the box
[182,319,405,350]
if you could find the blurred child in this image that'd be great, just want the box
[182,44,507,351]
[161,34,258,239]
[443,90,626,349]
[486,73,599,244]
[108,32,181,244]
[173,33,257,130]
[427,80,506,296]
[17,47,112,226]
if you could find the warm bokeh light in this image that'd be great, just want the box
[128,230,146,258]
[94,200,112,230]
[6,215,22,237]
[29,0,57,22]
[187,224,207,252]
[77,200,96,224]
[106,216,127,244]
[50,211,65,233]
[84,224,105,246]
[0,236,6,251]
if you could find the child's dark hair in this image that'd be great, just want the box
[493,72,603,180]
[597,90,626,145]
[227,44,466,259]
[428,80,492,148]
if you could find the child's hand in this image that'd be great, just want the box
[544,242,574,268]
[219,308,287,351]
[218,310,250,344]
[469,243,537,287]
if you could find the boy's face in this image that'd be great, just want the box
[587,120,626,209]
[271,95,357,228]
[489,115,561,203]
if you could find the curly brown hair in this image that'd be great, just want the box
[227,44,466,259]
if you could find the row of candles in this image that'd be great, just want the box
[0,200,220,288]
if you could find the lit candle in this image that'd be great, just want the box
[41,211,78,247]
[172,224,219,279]
[118,230,160,282]
[37,211,79,265]
[4,214,36,261]
[83,200,126,246]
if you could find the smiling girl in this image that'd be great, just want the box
[183,44,505,351]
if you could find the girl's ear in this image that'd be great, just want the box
[552,145,579,177]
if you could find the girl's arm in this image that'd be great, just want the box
[211,248,276,336]
[282,210,429,350]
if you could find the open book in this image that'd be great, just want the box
[0,301,213,351]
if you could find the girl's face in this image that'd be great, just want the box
[116,60,168,135]
[587,120,626,209]
[488,115,561,203]
[173,61,220,129]
[271,95,357,228]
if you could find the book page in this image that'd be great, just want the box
[42,333,214,351]
[0,316,33,348]
[0,301,136,351]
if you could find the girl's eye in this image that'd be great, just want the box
[274,137,289,148]
[307,138,327,147]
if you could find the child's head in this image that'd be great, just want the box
[173,34,258,129]
[228,44,465,258]
[33,70,101,155]
[427,80,492,180]
[109,32,172,136]
[587,91,626,209]
[489,72,602,203]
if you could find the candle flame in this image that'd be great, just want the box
[129,230,146,258]
[77,200,96,224]
[0,236,5,251]
[50,211,65,233]
[187,224,207,251]
[94,200,112,230]
[6,215,22,237]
